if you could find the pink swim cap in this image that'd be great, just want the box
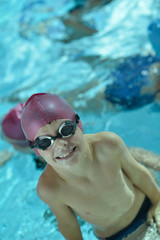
[21,93,83,142]
[2,103,29,147]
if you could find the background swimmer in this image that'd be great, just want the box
[1,103,46,169]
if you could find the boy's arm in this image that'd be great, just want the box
[37,178,83,240]
[50,201,83,240]
[115,135,160,219]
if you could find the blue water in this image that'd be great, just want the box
[0,0,160,239]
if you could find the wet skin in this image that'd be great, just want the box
[35,119,160,239]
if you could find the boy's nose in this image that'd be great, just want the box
[53,139,69,158]
[53,138,68,148]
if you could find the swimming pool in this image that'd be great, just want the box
[0,0,160,239]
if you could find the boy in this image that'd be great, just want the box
[21,93,160,240]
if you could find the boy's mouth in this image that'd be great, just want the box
[56,146,76,160]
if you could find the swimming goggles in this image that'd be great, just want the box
[28,114,80,151]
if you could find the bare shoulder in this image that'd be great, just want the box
[85,131,123,151]
[37,164,60,205]
[85,132,125,168]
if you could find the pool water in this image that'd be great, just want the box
[0,0,160,239]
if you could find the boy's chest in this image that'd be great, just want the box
[59,172,134,224]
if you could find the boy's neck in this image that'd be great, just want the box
[52,139,93,183]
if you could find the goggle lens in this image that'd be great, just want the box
[60,123,75,137]
[37,138,52,150]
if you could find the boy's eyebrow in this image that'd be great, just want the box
[46,120,58,125]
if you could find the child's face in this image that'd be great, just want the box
[34,119,84,168]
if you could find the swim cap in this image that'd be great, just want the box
[1,103,29,147]
[21,93,83,143]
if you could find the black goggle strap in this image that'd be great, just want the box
[75,114,80,124]
[28,139,36,149]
